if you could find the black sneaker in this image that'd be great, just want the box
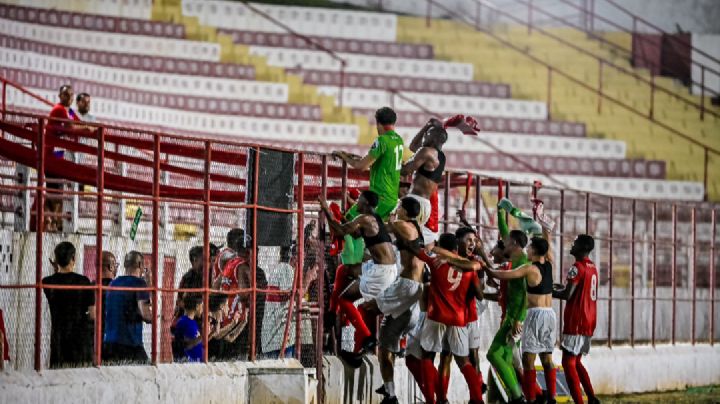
[375,385,387,397]
[481,383,488,394]
[588,396,601,404]
[396,348,406,358]
[508,397,528,404]
[339,350,363,368]
[380,396,399,404]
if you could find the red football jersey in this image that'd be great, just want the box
[420,251,478,327]
[563,257,598,336]
[464,255,484,323]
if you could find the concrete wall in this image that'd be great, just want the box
[323,344,720,403]
[2,345,719,403]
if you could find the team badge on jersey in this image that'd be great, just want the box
[567,265,579,279]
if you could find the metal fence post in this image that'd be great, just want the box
[94,127,105,367]
[34,118,45,372]
[151,134,161,365]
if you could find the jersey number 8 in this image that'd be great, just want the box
[590,274,598,302]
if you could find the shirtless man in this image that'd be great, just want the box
[364,196,425,404]
[319,191,397,364]
[401,118,448,246]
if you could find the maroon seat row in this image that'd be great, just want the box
[286,68,510,98]
[218,28,434,60]
[352,108,587,137]
[0,34,255,80]
[0,3,185,38]
[2,68,322,121]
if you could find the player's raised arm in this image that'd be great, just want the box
[332,149,377,171]
[319,197,363,237]
[552,264,580,300]
[486,263,540,284]
[430,246,482,272]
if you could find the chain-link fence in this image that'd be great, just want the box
[0,110,718,404]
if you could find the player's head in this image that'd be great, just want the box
[227,228,251,257]
[189,246,204,270]
[570,234,595,259]
[503,229,528,257]
[358,190,379,213]
[397,196,421,221]
[423,119,448,148]
[490,240,507,264]
[53,241,76,270]
[528,237,549,260]
[455,227,478,258]
[58,84,73,107]
[438,233,458,253]
[374,106,397,135]
[76,92,91,114]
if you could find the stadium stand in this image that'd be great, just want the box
[0,0,707,200]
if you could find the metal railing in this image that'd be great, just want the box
[0,109,717,404]
[421,0,720,201]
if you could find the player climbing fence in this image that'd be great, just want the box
[0,110,717,404]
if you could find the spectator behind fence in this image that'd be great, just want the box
[176,246,205,315]
[103,251,152,364]
[48,84,79,138]
[75,93,96,123]
[1,308,9,370]
[261,244,297,358]
[214,228,266,360]
[207,293,247,360]
[42,241,95,368]
[172,294,204,362]
[97,251,117,339]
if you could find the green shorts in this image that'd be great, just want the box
[344,196,398,222]
[340,235,365,265]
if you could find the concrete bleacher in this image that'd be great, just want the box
[0,0,707,201]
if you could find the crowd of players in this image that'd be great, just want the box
[318,107,601,404]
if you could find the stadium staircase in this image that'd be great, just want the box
[395,13,720,200]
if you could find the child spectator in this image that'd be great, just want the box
[173,294,204,362]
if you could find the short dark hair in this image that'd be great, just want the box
[76,92,90,102]
[438,233,458,252]
[209,293,228,312]
[227,228,249,251]
[124,250,143,270]
[375,107,397,126]
[509,230,528,248]
[530,237,549,256]
[455,227,477,241]
[189,246,203,262]
[492,240,505,251]
[53,241,76,267]
[575,234,595,254]
[400,197,421,219]
[429,124,448,145]
[361,190,379,208]
[182,293,203,312]
[59,84,72,93]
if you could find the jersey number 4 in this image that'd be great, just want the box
[447,267,462,291]
[394,145,403,171]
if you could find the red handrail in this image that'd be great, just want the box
[423,0,718,201]
[238,1,347,108]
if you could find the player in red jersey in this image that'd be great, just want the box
[406,233,486,404]
[553,235,600,404]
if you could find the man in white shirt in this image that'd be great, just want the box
[76,93,96,123]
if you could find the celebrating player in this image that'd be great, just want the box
[401,118,448,246]
[364,196,425,404]
[405,233,486,404]
[553,235,600,404]
[319,191,397,365]
[486,200,536,404]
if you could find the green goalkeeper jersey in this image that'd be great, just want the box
[367,129,404,208]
